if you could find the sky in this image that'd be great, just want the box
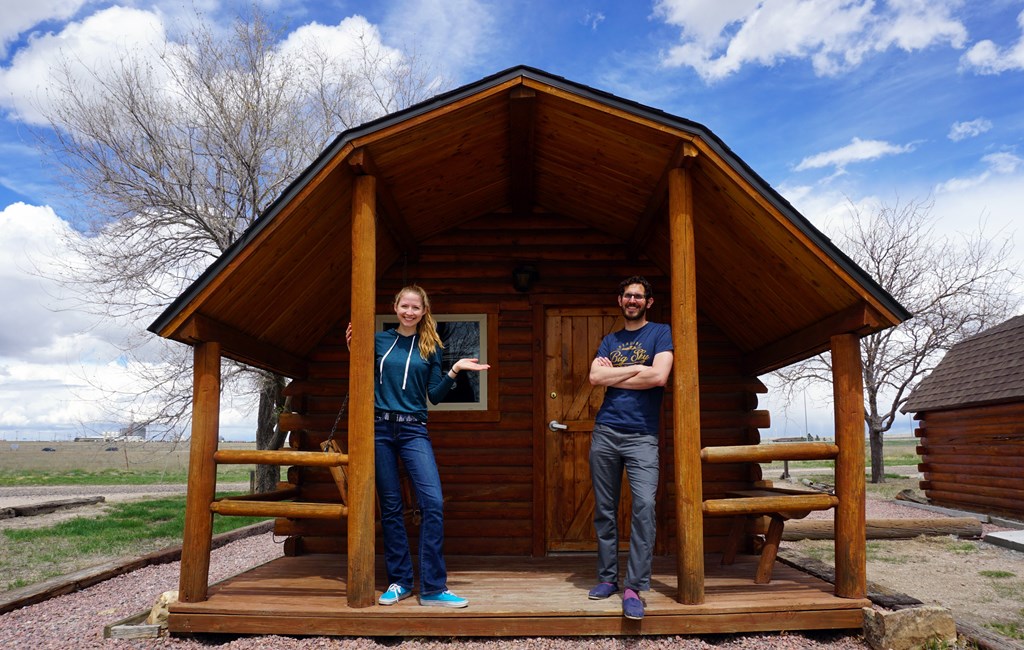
[1,0,1023,441]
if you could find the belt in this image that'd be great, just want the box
[374,410,422,423]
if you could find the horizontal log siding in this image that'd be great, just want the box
[276,213,764,556]
[915,401,1024,520]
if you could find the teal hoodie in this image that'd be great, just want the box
[374,329,456,421]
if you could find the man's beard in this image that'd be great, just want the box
[621,303,647,321]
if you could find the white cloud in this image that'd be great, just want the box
[279,15,399,67]
[582,12,606,31]
[0,203,94,357]
[0,6,168,125]
[0,0,88,60]
[948,118,992,141]
[961,9,1024,74]
[0,201,260,440]
[380,0,496,77]
[0,203,138,432]
[935,151,1023,193]
[795,137,915,173]
[653,0,967,81]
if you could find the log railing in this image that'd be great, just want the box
[701,442,841,585]
[209,447,350,520]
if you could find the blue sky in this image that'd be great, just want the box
[1,0,1023,440]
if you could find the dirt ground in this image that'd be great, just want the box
[786,526,1024,631]
[774,473,1024,639]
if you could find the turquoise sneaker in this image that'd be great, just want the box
[418,589,469,608]
[378,583,412,606]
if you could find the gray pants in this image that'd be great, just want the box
[589,423,659,591]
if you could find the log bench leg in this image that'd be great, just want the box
[721,516,747,566]
[754,515,786,584]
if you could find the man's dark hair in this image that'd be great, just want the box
[619,275,653,299]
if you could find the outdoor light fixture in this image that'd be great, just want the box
[512,264,539,292]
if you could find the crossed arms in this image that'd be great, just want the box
[589,351,673,390]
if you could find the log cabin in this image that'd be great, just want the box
[903,314,1024,521]
[147,66,910,638]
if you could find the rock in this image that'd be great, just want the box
[145,590,178,626]
[863,605,957,650]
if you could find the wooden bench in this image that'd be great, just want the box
[704,486,838,584]
[210,447,350,519]
[700,443,842,584]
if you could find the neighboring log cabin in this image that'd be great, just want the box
[148,66,910,638]
[903,315,1024,521]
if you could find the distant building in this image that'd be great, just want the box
[94,423,147,442]
[902,314,1024,520]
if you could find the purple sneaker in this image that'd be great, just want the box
[588,582,618,600]
[622,589,644,620]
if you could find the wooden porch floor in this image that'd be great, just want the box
[168,553,869,638]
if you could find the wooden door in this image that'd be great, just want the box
[544,307,631,551]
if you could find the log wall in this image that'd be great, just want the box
[274,213,765,556]
[916,401,1024,520]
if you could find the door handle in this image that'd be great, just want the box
[548,420,568,432]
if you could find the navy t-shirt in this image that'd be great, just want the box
[593,322,673,434]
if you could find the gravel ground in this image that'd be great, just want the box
[0,527,871,650]
[2,481,1012,649]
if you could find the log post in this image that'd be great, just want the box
[832,333,867,598]
[669,166,704,605]
[178,340,221,602]
[347,174,377,607]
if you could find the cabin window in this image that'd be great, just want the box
[376,313,489,411]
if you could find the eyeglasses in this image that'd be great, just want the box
[622,292,647,301]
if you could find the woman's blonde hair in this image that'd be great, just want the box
[394,285,444,359]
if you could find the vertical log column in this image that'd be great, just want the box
[179,340,221,602]
[832,333,867,598]
[347,174,377,607]
[669,167,704,605]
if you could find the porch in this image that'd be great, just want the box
[168,553,869,637]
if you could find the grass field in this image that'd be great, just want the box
[759,435,922,499]
[0,440,263,485]
[0,440,270,591]
[1,494,267,590]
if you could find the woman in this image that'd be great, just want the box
[347,285,489,608]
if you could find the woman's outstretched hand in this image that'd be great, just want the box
[345,322,352,351]
[453,358,490,373]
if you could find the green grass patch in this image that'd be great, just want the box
[865,541,911,564]
[0,466,262,486]
[944,541,978,554]
[2,494,264,548]
[981,570,1016,579]
[792,540,835,563]
[987,621,1024,640]
[0,494,267,591]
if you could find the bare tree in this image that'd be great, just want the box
[37,9,444,491]
[773,198,1020,483]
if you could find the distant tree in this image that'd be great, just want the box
[37,8,443,491]
[773,198,1020,483]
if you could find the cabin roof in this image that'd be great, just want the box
[148,65,909,376]
[903,314,1024,413]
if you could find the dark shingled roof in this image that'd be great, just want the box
[903,314,1024,413]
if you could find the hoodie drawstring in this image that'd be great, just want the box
[379,332,416,391]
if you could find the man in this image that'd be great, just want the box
[586,275,674,620]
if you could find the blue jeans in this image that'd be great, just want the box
[589,422,659,592]
[374,418,448,595]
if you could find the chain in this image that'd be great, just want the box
[324,393,349,448]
